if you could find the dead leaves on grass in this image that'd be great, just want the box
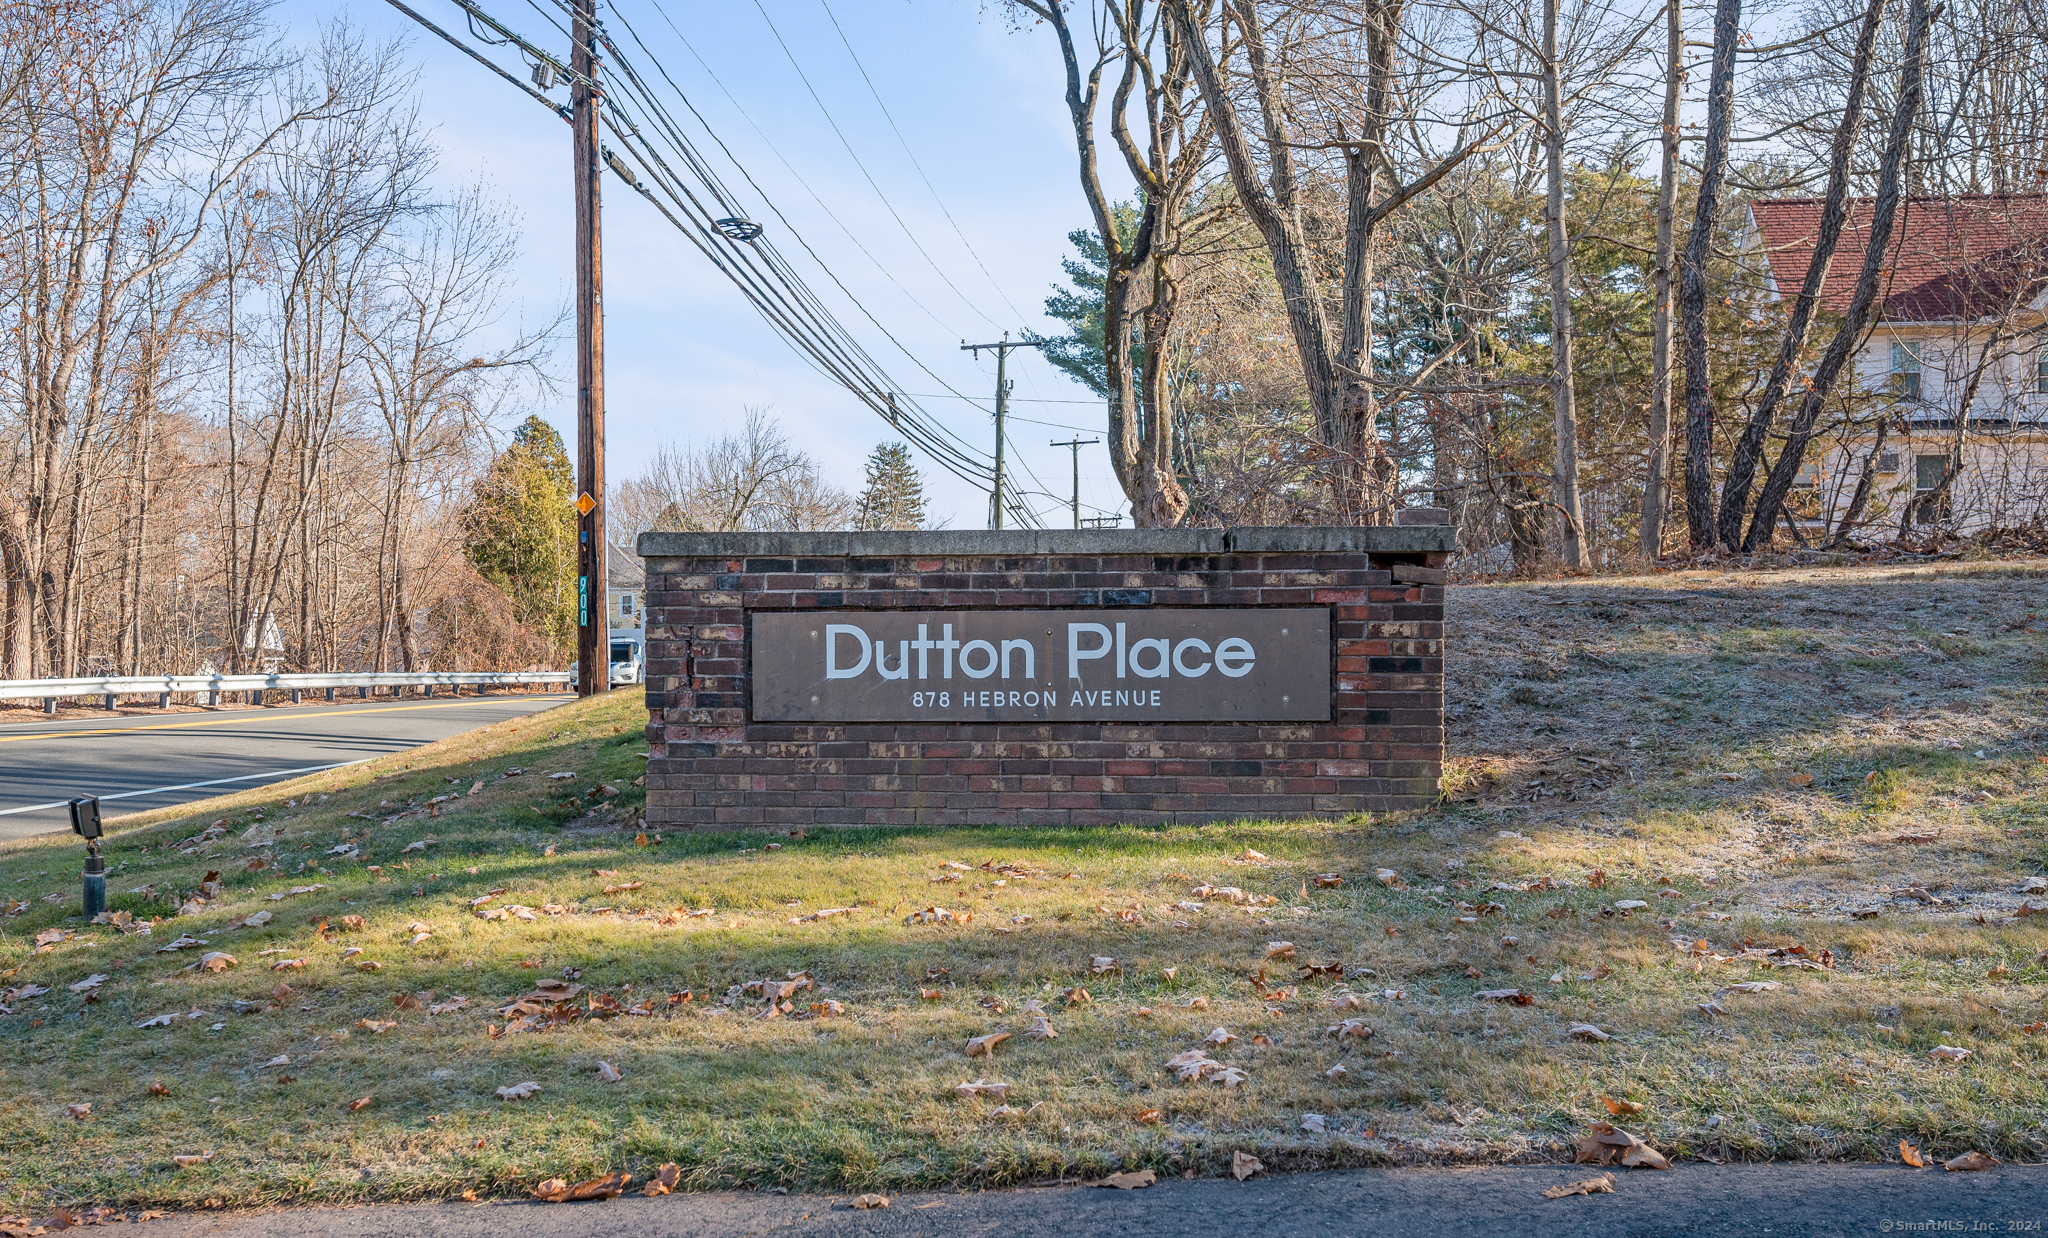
[533,1172,631,1202]
[1232,1151,1262,1180]
[1944,1151,1999,1172]
[496,1082,542,1101]
[1092,1170,1156,1190]
[964,1032,1011,1057]
[1573,1122,1669,1170]
[640,1164,682,1197]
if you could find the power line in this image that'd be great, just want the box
[384,0,1045,527]
[745,0,1004,333]
[814,0,1031,324]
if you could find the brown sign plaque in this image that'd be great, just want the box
[750,609,1330,723]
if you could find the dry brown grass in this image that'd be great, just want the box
[0,560,2044,1211]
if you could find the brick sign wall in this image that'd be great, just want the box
[639,523,1452,830]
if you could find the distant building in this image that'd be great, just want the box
[1745,194,2048,536]
[607,566,643,635]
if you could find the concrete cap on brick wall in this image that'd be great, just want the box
[1393,507,1451,526]
[636,524,1458,558]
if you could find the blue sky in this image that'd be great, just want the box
[280,0,1130,528]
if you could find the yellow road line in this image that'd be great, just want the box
[0,696,571,745]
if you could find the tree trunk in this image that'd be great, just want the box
[1714,0,1890,549]
[1638,0,1682,561]
[1825,416,1890,546]
[1543,0,1590,570]
[1743,0,1933,549]
[1679,0,1744,548]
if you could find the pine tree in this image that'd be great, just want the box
[854,442,928,530]
[460,414,577,654]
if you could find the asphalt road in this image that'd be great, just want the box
[129,1165,2048,1238]
[0,694,572,841]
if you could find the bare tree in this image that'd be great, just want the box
[614,408,852,542]
[1009,0,1215,527]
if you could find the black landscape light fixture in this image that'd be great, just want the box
[714,217,764,242]
[70,796,105,919]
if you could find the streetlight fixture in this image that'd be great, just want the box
[69,796,104,918]
[714,217,764,242]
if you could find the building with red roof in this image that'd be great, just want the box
[1744,193,2048,536]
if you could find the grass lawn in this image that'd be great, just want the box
[1,559,2046,1211]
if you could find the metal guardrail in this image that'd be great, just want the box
[0,671,571,713]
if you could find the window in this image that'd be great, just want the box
[1877,451,1901,474]
[618,592,635,620]
[2037,344,2048,395]
[1891,341,1923,400]
[610,641,636,663]
[1912,453,1953,525]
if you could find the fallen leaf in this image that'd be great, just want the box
[640,1164,682,1197]
[1944,1150,1998,1172]
[135,1013,175,1028]
[1136,1108,1163,1124]
[1474,988,1533,1005]
[496,1082,542,1100]
[1263,941,1296,959]
[1094,1170,1157,1190]
[853,1194,890,1209]
[953,1079,1011,1100]
[1176,996,1210,1010]
[1025,1015,1057,1039]
[1326,1018,1373,1040]
[1203,1026,1238,1046]
[1599,1095,1643,1117]
[919,987,944,1001]
[147,1081,170,1096]
[355,1019,398,1034]
[532,1179,570,1202]
[461,1190,478,1202]
[346,1096,373,1111]
[1543,1174,1616,1199]
[1570,1024,1611,1042]
[1313,873,1344,888]
[1929,1045,1973,1062]
[1090,955,1117,975]
[1722,981,1782,994]
[1232,1151,1262,1181]
[965,1032,1011,1057]
[171,1153,211,1169]
[1573,1121,1669,1170]
[65,1103,91,1120]
[1788,772,1814,787]
[1901,1140,1926,1167]
[1697,1001,1728,1018]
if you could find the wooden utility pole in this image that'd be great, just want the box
[960,335,1045,530]
[572,0,606,697]
[1050,437,1099,529]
